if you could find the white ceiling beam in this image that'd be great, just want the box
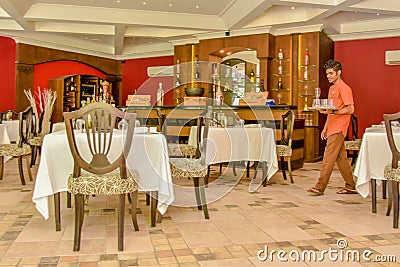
[25,3,226,31]
[35,22,114,35]
[0,0,35,31]
[114,25,125,55]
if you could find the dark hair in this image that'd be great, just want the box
[324,60,342,72]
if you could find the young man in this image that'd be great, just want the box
[307,60,357,195]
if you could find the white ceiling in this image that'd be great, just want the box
[1,0,400,59]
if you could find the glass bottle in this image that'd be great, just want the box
[216,80,223,106]
[278,48,284,60]
[305,48,310,66]
[278,60,283,75]
[110,95,116,107]
[277,78,283,89]
[260,79,265,92]
[250,69,255,83]
[157,82,164,106]
[304,65,309,80]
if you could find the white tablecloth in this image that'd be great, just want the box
[1,120,19,143]
[188,126,278,191]
[32,129,173,219]
[0,124,12,162]
[354,131,400,198]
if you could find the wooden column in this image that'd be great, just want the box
[15,63,34,112]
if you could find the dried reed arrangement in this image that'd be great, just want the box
[24,88,57,135]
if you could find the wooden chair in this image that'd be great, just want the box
[0,107,33,185]
[276,110,295,183]
[63,102,139,251]
[344,114,362,166]
[29,112,53,166]
[169,107,211,219]
[156,109,198,159]
[383,111,400,228]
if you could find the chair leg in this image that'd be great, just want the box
[118,194,125,251]
[371,179,377,213]
[219,163,222,174]
[199,177,209,219]
[67,192,72,208]
[280,156,287,181]
[54,192,61,231]
[26,155,33,182]
[246,161,250,178]
[130,191,139,231]
[387,181,393,216]
[262,162,267,187]
[383,180,387,199]
[193,177,202,210]
[73,194,84,251]
[0,156,3,180]
[145,192,150,206]
[150,191,158,227]
[288,156,293,183]
[17,156,26,185]
[30,146,37,167]
[232,161,237,176]
[393,181,399,229]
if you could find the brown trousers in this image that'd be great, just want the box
[315,133,355,192]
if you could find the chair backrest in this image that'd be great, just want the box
[63,102,137,176]
[346,114,359,140]
[280,110,295,147]
[383,111,400,169]
[18,107,35,147]
[198,106,213,165]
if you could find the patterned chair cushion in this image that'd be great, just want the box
[68,169,138,195]
[276,145,292,157]
[168,143,198,158]
[384,164,400,182]
[28,136,44,147]
[170,158,207,179]
[0,143,31,157]
[344,139,362,150]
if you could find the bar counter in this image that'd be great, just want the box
[121,104,306,169]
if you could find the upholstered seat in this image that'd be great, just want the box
[384,165,400,182]
[0,143,31,157]
[68,170,138,195]
[168,143,198,158]
[276,144,292,157]
[170,158,207,178]
[28,136,44,147]
[344,139,362,150]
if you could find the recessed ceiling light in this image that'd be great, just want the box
[195,5,199,8]
[169,3,172,7]
[377,13,380,15]
[142,1,146,5]
[116,0,120,3]
[291,6,295,10]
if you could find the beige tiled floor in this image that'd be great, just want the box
[0,157,399,266]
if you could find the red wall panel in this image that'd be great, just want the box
[122,56,174,106]
[0,36,16,111]
[34,60,105,91]
[335,37,400,134]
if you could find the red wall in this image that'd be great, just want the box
[122,56,174,106]
[335,37,400,134]
[0,36,16,111]
[34,60,105,91]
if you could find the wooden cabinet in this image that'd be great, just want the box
[50,75,113,122]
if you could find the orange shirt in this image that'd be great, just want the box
[326,79,353,137]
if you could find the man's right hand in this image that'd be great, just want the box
[321,128,327,140]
